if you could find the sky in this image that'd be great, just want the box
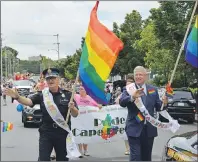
[1,1,160,60]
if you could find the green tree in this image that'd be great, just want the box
[112,10,145,77]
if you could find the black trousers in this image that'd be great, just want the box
[38,129,69,161]
[127,126,154,161]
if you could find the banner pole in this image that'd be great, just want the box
[65,70,79,124]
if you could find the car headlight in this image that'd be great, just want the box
[189,99,196,104]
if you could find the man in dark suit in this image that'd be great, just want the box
[119,66,168,161]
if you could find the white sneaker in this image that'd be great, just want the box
[84,150,90,156]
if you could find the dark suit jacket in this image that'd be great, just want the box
[119,84,165,138]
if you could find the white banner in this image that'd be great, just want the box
[71,105,128,144]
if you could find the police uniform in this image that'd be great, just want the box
[28,68,77,161]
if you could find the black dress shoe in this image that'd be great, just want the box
[50,155,56,160]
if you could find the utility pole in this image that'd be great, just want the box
[53,34,60,60]
[5,51,7,78]
[0,33,2,82]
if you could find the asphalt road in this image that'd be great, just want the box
[1,97,197,161]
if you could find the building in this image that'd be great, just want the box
[28,56,41,61]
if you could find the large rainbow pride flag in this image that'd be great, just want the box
[185,15,198,68]
[79,1,124,104]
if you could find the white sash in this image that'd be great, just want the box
[126,83,180,133]
[42,88,81,159]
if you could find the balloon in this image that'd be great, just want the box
[16,104,24,112]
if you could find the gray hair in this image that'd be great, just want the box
[134,66,147,75]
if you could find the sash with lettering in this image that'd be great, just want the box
[42,88,81,159]
[126,83,180,133]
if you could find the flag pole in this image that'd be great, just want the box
[169,1,197,84]
[161,1,198,110]
[65,70,79,124]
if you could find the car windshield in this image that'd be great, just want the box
[173,91,194,100]
[13,80,32,86]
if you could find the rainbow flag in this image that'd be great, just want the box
[135,112,144,123]
[148,89,155,95]
[2,122,13,132]
[79,1,124,104]
[184,15,198,68]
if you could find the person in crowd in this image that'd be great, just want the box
[114,74,134,155]
[105,89,112,104]
[1,84,7,106]
[34,77,48,91]
[74,85,102,158]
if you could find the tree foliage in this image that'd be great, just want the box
[2,1,197,88]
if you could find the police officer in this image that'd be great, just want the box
[5,68,79,161]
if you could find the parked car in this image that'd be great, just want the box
[12,80,34,103]
[159,88,196,123]
[161,130,198,161]
[22,104,42,127]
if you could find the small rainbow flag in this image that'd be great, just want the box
[166,82,174,97]
[2,122,13,132]
[79,1,124,104]
[136,112,144,123]
[184,15,198,68]
[148,89,155,94]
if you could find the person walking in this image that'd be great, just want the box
[5,68,79,161]
[119,66,168,161]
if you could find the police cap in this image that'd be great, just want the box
[42,68,60,79]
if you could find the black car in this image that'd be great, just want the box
[22,104,42,127]
[159,88,196,123]
[162,130,198,161]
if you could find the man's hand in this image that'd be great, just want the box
[98,104,102,109]
[132,88,144,99]
[69,101,79,117]
[68,101,75,109]
[4,88,19,99]
[162,96,168,106]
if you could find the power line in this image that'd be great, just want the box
[15,33,55,37]
[13,33,68,37]
[5,42,55,45]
